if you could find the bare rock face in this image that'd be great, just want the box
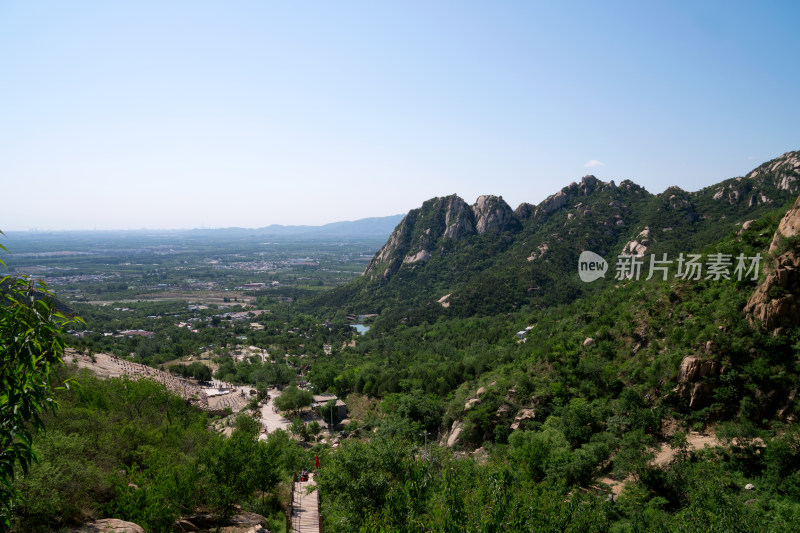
[534,190,570,218]
[175,519,200,532]
[472,195,520,235]
[403,250,432,264]
[676,355,719,382]
[443,195,477,240]
[673,355,719,407]
[365,213,416,280]
[744,252,800,332]
[768,195,800,253]
[464,397,480,409]
[747,151,800,194]
[227,512,269,528]
[745,194,800,332]
[738,220,755,235]
[446,420,463,447]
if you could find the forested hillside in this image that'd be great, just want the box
[300,152,800,531]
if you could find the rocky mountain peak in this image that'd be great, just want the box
[578,175,600,194]
[472,195,520,234]
[618,180,645,193]
[532,175,621,221]
[363,193,522,281]
[747,151,800,192]
[514,202,535,219]
[707,151,800,207]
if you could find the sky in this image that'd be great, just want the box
[1,1,798,231]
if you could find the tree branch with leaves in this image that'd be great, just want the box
[0,235,81,529]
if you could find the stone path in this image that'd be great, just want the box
[292,473,320,533]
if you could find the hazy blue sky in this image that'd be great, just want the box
[2,1,798,230]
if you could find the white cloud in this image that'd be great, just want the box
[584,159,604,168]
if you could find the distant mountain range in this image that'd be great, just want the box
[2,214,407,245]
[223,215,407,238]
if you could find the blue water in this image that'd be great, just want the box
[351,324,370,335]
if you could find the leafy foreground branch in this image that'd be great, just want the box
[0,270,80,530]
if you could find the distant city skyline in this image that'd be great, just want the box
[2,1,798,231]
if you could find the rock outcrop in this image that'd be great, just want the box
[510,408,536,430]
[527,242,549,262]
[768,195,800,253]
[673,355,719,407]
[403,250,432,264]
[659,187,699,222]
[446,420,463,447]
[176,511,268,532]
[621,227,652,257]
[535,190,570,219]
[745,194,800,333]
[738,219,755,235]
[744,252,800,333]
[76,519,145,533]
[676,355,719,383]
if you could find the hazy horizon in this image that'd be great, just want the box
[3,2,798,231]
[3,213,405,233]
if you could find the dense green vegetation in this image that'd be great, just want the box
[316,429,800,532]
[10,368,319,532]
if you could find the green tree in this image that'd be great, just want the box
[200,426,258,528]
[273,386,313,418]
[289,417,308,441]
[253,440,280,504]
[308,421,322,440]
[0,248,80,528]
